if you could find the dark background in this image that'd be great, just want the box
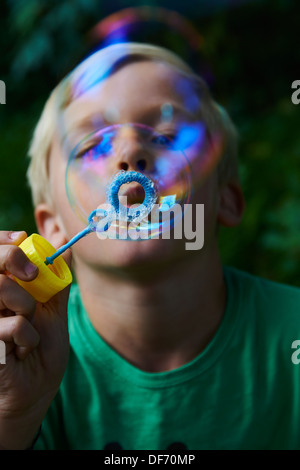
[1,0,299,285]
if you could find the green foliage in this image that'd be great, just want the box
[1,0,300,285]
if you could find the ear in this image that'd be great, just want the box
[217,181,245,227]
[35,203,68,249]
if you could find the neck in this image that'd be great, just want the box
[74,244,226,372]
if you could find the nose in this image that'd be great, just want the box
[113,125,152,172]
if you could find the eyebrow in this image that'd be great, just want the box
[141,102,199,124]
[60,114,106,149]
[64,115,106,136]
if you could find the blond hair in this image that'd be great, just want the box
[27,42,238,207]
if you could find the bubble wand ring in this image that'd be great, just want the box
[107,170,157,221]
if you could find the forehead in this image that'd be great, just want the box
[62,60,200,137]
[97,60,194,106]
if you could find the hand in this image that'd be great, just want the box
[0,231,71,449]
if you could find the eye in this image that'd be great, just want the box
[75,134,113,159]
[151,133,174,147]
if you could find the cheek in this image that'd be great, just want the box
[49,159,87,236]
[49,153,67,203]
[191,177,220,236]
[66,159,108,220]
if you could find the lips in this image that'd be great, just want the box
[118,183,146,207]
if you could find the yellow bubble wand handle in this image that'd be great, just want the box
[15,234,73,303]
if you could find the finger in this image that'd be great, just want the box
[0,315,40,359]
[14,346,36,361]
[0,231,28,246]
[0,275,36,320]
[0,245,38,281]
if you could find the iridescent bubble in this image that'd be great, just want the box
[55,10,225,241]
[87,6,209,82]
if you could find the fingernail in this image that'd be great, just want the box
[9,231,23,240]
[25,262,38,276]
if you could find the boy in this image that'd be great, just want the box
[1,42,300,450]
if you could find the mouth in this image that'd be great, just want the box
[118,183,146,208]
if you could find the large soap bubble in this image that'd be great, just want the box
[55,11,224,242]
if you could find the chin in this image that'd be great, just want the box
[88,235,187,272]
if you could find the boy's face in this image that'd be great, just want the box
[40,59,242,275]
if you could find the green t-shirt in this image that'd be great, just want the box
[35,267,300,450]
